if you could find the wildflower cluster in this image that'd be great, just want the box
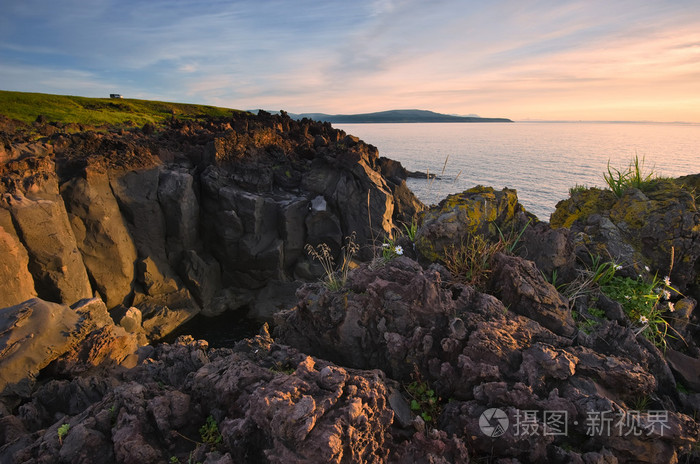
[305,232,359,291]
[381,241,404,260]
[598,265,680,349]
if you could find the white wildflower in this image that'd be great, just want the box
[668,302,675,312]
[394,245,404,256]
[614,265,623,271]
[382,243,389,248]
[664,276,671,287]
[644,265,650,272]
[639,315,649,324]
[663,290,671,300]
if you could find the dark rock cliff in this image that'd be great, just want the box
[0,112,424,341]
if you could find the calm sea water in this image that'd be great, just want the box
[335,122,700,220]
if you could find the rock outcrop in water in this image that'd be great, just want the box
[1,109,700,463]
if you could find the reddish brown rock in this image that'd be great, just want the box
[0,208,36,307]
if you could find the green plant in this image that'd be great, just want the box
[630,395,650,411]
[588,254,621,286]
[603,155,656,197]
[443,234,504,289]
[572,307,606,334]
[564,250,684,349]
[199,415,222,447]
[559,254,619,306]
[587,307,606,319]
[404,371,441,425]
[170,457,181,464]
[109,403,117,425]
[269,361,296,375]
[548,269,559,288]
[543,268,567,292]
[599,273,679,349]
[402,220,418,242]
[57,423,70,445]
[305,232,360,291]
[569,183,588,196]
[495,218,531,254]
[381,236,405,261]
[676,382,689,394]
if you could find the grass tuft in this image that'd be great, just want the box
[443,234,504,289]
[305,232,359,291]
[603,154,657,197]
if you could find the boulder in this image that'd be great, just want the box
[247,279,301,321]
[109,168,175,281]
[0,298,82,398]
[551,181,700,295]
[3,191,93,305]
[665,349,700,392]
[136,257,178,296]
[415,186,533,263]
[276,257,461,379]
[157,168,199,259]
[60,167,138,308]
[488,252,576,337]
[333,165,395,246]
[518,220,577,284]
[0,298,137,400]
[278,196,309,270]
[134,288,200,341]
[179,250,222,308]
[0,208,36,307]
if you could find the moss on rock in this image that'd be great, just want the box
[550,188,617,229]
[550,178,700,295]
[415,186,533,263]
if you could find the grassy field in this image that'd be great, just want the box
[0,90,243,127]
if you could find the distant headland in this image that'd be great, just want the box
[281,109,513,123]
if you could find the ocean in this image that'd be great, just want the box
[334,122,700,221]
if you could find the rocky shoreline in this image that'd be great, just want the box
[0,111,699,463]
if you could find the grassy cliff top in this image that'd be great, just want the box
[0,90,243,127]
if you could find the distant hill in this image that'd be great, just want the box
[286,109,512,123]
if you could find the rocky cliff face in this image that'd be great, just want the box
[1,111,700,463]
[0,112,424,341]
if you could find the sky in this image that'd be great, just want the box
[2,0,700,122]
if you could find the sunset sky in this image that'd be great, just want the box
[2,0,700,122]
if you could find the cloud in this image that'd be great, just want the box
[0,63,116,96]
[2,0,700,121]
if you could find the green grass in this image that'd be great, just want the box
[603,154,658,197]
[0,90,243,127]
